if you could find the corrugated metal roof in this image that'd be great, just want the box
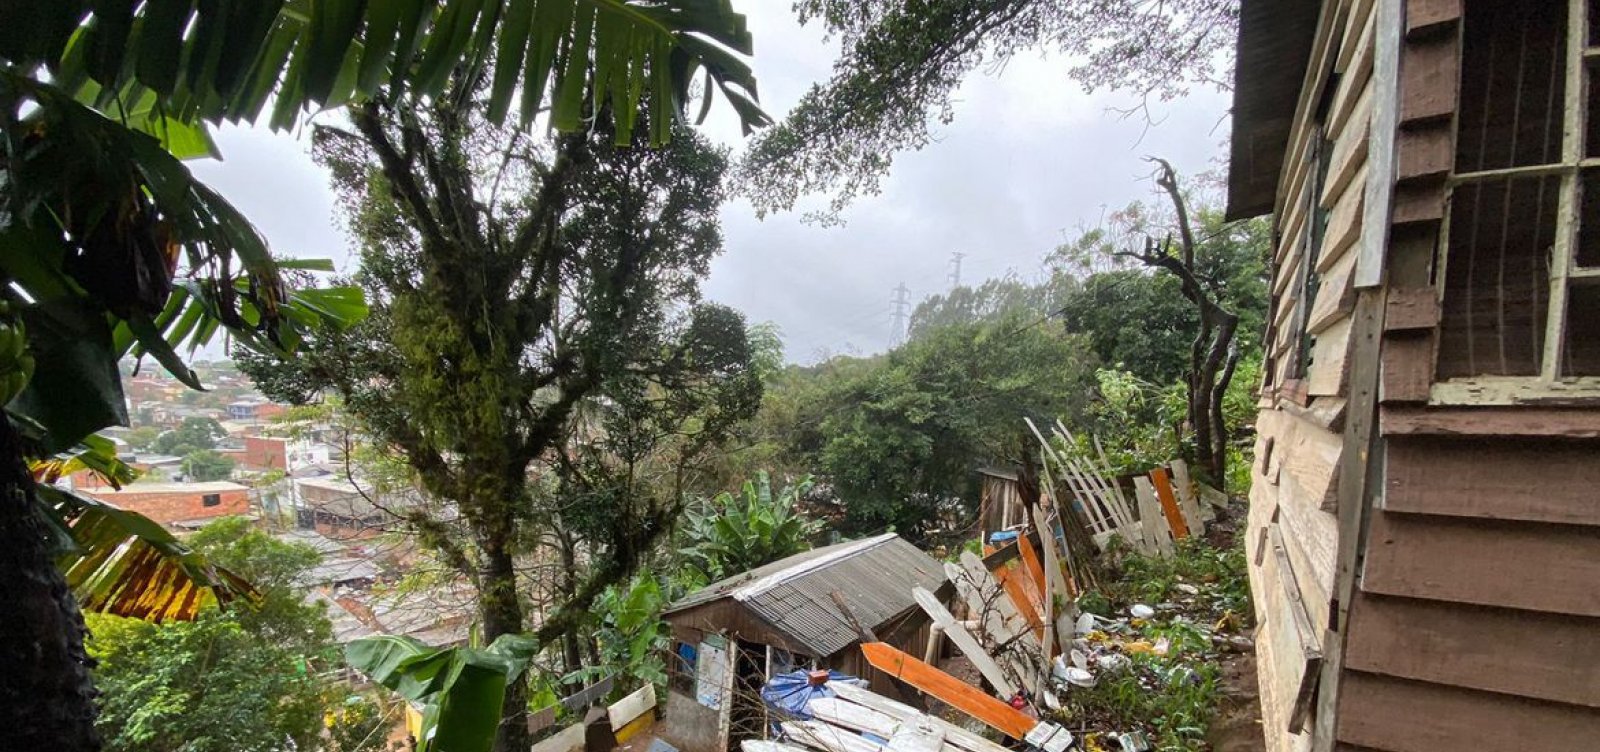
[663,534,947,657]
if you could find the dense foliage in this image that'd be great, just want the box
[85,518,366,752]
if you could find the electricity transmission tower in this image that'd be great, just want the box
[948,251,966,289]
[889,283,910,346]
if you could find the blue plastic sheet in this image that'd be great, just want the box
[760,670,864,720]
[989,530,1020,545]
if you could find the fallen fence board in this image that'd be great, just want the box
[885,719,945,752]
[827,683,1012,752]
[808,698,898,738]
[911,586,1018,698]
[1169,459,1210,525]
[860,643,1036,740]
[1149,467,1191,539]
[782,721,884,752]
[1133,477,1173,556]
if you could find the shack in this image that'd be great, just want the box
[1229,0,1600,749]
[657,533,951,752]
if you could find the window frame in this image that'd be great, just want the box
[201,493,222,508]
[1433,0,1600,404]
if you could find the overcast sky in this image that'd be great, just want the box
[190,5,1231,365]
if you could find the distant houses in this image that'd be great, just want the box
[78,481,250,526]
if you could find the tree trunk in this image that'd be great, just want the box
[0,418,102,752]
[480,526,529,752]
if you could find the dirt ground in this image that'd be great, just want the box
[1206,646,1265,752]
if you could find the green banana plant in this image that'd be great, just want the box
[346,633,542,752]
[681,471,824,583]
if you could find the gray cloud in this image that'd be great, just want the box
[186,5,1230,364]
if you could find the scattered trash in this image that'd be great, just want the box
[1062,667,1096,688]
[1174,583,1199,595]
[1129,604,1155,619]
[1096,653,1130,673]
[1113,731,1150,752]
[1070,649,1089,670]
[1076,612,1097,636]
[1151,637,1171,657]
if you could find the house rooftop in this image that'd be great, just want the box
[1225,0,1321,220]
[662,533,947,658]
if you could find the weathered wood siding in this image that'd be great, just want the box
[1253,0,1600,749]
[1249,0,1377,748]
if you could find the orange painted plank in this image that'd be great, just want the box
[1149,467,1190,539]
[1016,535,1048,601]
[860,642,1037,740]
[991,561,1044,640]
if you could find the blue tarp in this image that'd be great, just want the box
[760,670,851,720]
[989,530,1020,545]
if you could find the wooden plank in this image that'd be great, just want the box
[1381,287,1440,331]
[1389,183,1444,225]
[990,562,1043,640]
[1395,123,1452,182]
[1355,0,1400,289]
[1029,502,1076,651]
[1148,467,1191,539]
[1361,511,1600,617]
[1384,436,1600,526]
[1321,86,1371,209]
[956,553,1039,654]
[608,684,657,734]
[886,719,944,752]
[809,698,898,738]
[1132,477,1173,556]
[1397,34,1458,125]
[1015,535,1047,602]
[1307,249,1357,336]
[1381,406,1600,438]
[1309,285,1388,751]
[859,643,1036,740]
[911,586,1018,699]
[1306,315,1354,397]
[1274,408,1344,510]
[1404,0,1461,38]
[827,683,1012,752]
[782,720,884,752]
[745,741,823,752]
[1168,460,1209,525]
[1328,12,1376,139]
[1345,591,1600,707]
[1336,671,1600,751]
[1318,171,1366,273]
[1378,334,1433,402]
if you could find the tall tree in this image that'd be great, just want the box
[242,79,760,751]
[741,0,1236,219]
[1,4,765,748]
[1113,159,1248,486]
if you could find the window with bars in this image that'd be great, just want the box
[1437,0,1600,380]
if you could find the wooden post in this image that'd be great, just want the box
[922,624,944,665]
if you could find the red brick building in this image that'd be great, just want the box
[239,436,288,472]
[81,481,250,526]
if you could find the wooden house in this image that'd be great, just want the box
[657,534,951,752]
[1229,0,1600,749]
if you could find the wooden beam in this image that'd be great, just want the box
[989,560,1045,641]
[911,586,1018,699]
[1380,406,1600,438]
[859,643,1037,740]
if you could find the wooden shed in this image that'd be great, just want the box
[1229,0,1600,749]
[656,534,951,752]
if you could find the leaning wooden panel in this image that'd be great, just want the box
[1344,591,1600,707]
[1384,436,1600,526]
[1361,511,1600,617]
[1336,671,1600,751]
